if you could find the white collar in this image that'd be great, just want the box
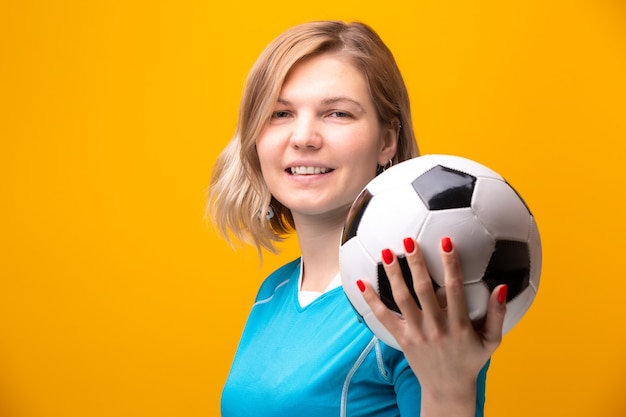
[297,262,342,307]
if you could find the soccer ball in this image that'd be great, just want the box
[339,154,541,350]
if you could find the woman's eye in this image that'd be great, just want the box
[329,111,351,118]
[272,111,291,119]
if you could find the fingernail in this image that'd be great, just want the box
[403,237,415,254]
[441,237,453,253]
[357,280,366,293]
[382,248,393,265]
[498,285,508,304]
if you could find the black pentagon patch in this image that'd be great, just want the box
[412,165,476,210]
[341,189,373,244]
[377,255,440,313]
[482,240,531,302]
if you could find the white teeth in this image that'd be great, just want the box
[290,166,331,175]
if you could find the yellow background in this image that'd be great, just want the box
[1,0,625,416]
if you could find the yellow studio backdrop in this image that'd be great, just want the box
[1,0,624,416]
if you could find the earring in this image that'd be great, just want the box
[377,159,393,175]
[259,206,275,221]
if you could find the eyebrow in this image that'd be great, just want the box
[276,96,366,112]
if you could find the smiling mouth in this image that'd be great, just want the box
[289,166,334,175]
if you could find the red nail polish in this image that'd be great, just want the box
[441,237,453,253]
[498,285,508,304]
[357,280,366,293]
[382,248,393,265]
[403,237,415,254]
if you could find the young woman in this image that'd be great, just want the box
[209,20,507,417]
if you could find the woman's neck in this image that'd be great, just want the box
[293,212,347,293]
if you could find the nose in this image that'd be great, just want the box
[289,115,322,150]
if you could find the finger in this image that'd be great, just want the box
[357,279,405,336]
[381,247,422,321]
[440,236,470,327]
[403,237,441,316]
[481,284,507,350]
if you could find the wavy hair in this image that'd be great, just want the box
[208,21,419,254]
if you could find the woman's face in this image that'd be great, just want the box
[256,53,397,223]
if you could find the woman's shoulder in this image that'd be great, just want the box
[254,258,301,302]
[265,258,301,283]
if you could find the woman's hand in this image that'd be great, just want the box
[357,236,507,417]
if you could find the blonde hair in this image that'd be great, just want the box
[208,21,419,254]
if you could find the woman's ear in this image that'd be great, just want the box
[378,119,400,165]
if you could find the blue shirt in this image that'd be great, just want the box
[221,258,488,416]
